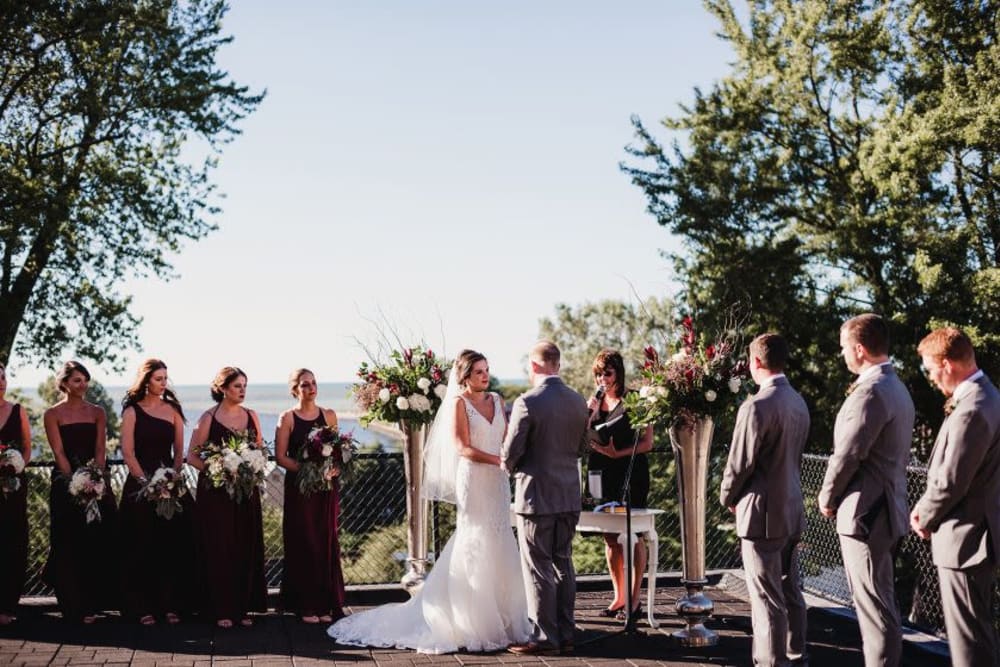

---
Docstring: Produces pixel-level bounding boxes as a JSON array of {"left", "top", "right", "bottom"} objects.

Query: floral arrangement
[
  {"left": 625, "top": 315, "right": 750, "bottom": 429},
  {"left": 199, "top": 431, "right": 268, "bottom": 503},
  {"left": 0, "top": 443, "right": 25, "bottom": 498},
  {"left": 353, "top": 346, "right": 451, "bottom": 426},
  {"left": 295, "top": 425, "right": 358, "bottom": 495},
  {"left": 139, "top": 467, "right": 189, "bottom": 520},
  {"left": 68, "top": 460, "right": 106, "bottom": 524}
]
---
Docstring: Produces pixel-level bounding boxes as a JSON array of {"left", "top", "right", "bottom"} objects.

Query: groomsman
[
  {"left": 721, "top": 333, "right": 810, "bottom": 666},
  {"left": 910, "top": 327, "right": 1000, "bottom": 667},
  {"left": 818, "top": 313, "right": 914, "bottom": 667}
]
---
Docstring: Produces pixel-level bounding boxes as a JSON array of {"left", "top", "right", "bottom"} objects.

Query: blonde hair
[{"left": 288, "top": 368, "right": 314, "bottom": 398}]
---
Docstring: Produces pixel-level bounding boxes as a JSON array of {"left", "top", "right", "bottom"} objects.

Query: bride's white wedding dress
[{"left": 327, "top": 393, "right": 530, "bottom": 654}]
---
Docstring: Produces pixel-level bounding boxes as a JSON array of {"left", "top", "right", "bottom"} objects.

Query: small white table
[{"left": 511, "top": 507, "right": 664, "bottom": 628}]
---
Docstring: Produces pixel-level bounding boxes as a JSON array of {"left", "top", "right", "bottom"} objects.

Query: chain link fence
[{"left": 17, "top": 450, "right": 981, "bottom": 640}]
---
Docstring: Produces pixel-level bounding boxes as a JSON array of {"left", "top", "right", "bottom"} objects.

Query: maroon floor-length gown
[
  {"left": 0, "top": 404, "right": 28, "bottom": 616},
  {"left": 280, "top": 412, "right": 346, "bottom": 618},
  {"left": 119, "top": 406, "right": 196, "bottom": 619},
  {"left": 195, "top": 409, "right": 267, "bottom": 621},
  {"left": 42, "top": 422, "right": 120, "bottom": 621}
]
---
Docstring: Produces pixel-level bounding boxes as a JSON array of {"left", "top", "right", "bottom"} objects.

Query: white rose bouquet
[
  {"left": 352, "top": 346, "right": 451, "bottom": 426},
  {"left": 199, "top": 431, "right": 267, "bottom": 503},
  {"left": 0, "top": 443, "right": 25, "bottom": 498},
  {"left": 68, "top": 459, "right": 106, "bottom": 524},
  {"left": 139, "top": 467, "right": 189, "bottom": 520},
  {"left": 295, "top": 425, "right": 358, "bottom": 495}
]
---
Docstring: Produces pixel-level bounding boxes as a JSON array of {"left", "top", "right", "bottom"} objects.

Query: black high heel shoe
[
  {"left": 615, "top": 603, "right": 642, "bottom": 621},
  {"left": 600, "top": 605, "right": 624, "bottom": 617}
]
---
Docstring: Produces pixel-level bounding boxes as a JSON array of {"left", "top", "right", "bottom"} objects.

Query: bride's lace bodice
[{"left": 328, "top": 392, "right": 529, "bottom": 654}]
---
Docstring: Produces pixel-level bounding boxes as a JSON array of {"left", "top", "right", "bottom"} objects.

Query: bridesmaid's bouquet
[
  {"left": 139, "top": 467, "right": 189, "bottom": 520},
  {"left": 199, "top": 431, "right": 268, "bottom": 503},
  {"left": 68, "top": 460, "right": 106, "bottom": 524},
  {"left": 295, "top": 425, "right": 357, "bottom": 495},
  {"left": 0, "top": 443, "right": 25, "bottom": 498}
]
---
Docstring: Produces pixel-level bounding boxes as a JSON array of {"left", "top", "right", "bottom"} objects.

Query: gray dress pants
[
  {"left": 516, "top": 512, "right": 579, "bottom": 648},
  {"left": 938, "top": 561, "right": 999, "bottom": 667},
  {"left": 741, "top": 534, "right": 807, "bottom": 666}
]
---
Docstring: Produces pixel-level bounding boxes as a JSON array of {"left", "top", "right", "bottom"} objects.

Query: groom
[{"left": 501, "top": 340, "right": 589, "bottom": 656}]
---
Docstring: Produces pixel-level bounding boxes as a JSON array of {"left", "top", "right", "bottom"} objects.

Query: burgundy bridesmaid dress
[
  {"left": 280, "top": 412, "right": 346, "bottom": 619},
  {"left": 0, "top": 404, "right": 28, "bottom": 616},
  {"left": 42, "top": 422, "right": 120, "bottom": 621},
  {"left": 194, "top": 409, "right": 267, "bottom": 621},
  {"left": 118, "top": 406, "right": 195, "bottom": 619}
]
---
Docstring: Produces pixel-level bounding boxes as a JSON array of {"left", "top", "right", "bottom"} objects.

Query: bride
[{"left": 327, "top": 349, "right": 530, "bottom": 653}]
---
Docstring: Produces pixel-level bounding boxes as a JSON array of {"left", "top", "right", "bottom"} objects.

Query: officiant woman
[{"left": 585, "top": 349, "right": 653, "bottom": 620}]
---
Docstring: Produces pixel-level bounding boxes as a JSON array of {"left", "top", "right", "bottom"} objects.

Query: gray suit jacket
[
  {"left": 819, "top": 364, "right": 915, "bottom": 539},
  {"left": 915, "top": 375, "right": 1000, "bottom": 569},
  {"left": 501, "top": 375, "right": 589, "bottom": 515},
  {"left": 720, "top": 376, "right": 810, "bottom": 539}
]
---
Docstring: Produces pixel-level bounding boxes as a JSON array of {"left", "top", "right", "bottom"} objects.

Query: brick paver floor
[{"left": 0, "top": 579, "right": 947, "bottom": 666}]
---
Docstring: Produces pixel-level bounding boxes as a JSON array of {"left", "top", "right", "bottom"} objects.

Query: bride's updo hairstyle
[
  {"left": 455, "top": 349, "right": 487, "bottom": 388},
  {"left": 288, "top": 368, "right": 314, "bottom": 398},
  {"left": 210, "top": 366, "right": 247, "bottom": 403}
]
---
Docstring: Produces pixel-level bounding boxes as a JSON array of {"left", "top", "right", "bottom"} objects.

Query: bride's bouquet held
[
  {"left": 353, "top": 346, "right": 451, "bottom": 426},
  {"left": 295, "top": 425, "right": 358, "bottom": 495},
  {"left": 199, "top": 431, "right": 268, "bottom": 503},
  {"left": 139, "top": 467, "right": 189, "bottom": 520},
  {"left": 68, "top": 459, "right": 106, "bottom": 524},
  {"left": 0, "top": 444, "right": 25, "bottom": 498}
]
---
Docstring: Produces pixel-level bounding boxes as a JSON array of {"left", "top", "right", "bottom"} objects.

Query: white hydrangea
[
  {"left": 150, "top": 467, "right": 170, "bottom": 484},
  {"left": 396, "top": 396, "right": 410, "bottom": 411},
  {"left": 639, "top": 385, "right": 651, "bottom": 398},
  {"left": 321, "top": 444, "right": 333, "bottom": 457},
  {"left": 433, "top": 384, "right": 448, "bottom": 399},
  {"left": 729, "top": 377, "right": 742, "bottom": 393},
  {"left": 378, "top": 387, "right": 391, "bottom": 403},
  {"left": 417, "top": 377, "right": 431, "bottom": 393},
  {"left": 705, "top": 390, "right": 718, "bottom": 402},
  {"left": 223, "top": 450, "right": 242, "bottom": 474},
  {"left": 1, "top": 449, "right": 25, "bottom": 474},
  {"left": 68, "top": 471, "right": 87, "bottom": 495},
  {"left": 241, "top": 448, "right": 267, "bottom": 474},
  {"left": 670, "top": 351, "right": 689, "bottom": 363},
  {"left": 409, "top": 393, "right": 431, "bottom": 413}
]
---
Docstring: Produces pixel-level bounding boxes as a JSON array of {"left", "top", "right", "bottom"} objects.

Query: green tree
[
  {"left": 0, "top": 0, "right": 263, "bottom": 368},
  {"left": 623, "top": 0, "right": 999, "bottom": 456},
  {"left": 538, "top": 297, "right": 675, "bottom": 396}
]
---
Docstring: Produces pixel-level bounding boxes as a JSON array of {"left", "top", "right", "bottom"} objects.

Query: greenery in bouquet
[
  {"left": 295, "top": 424, "right": 358, "bottom": 495},
  {"left": 353, "top": 346, "right": 451, "bottom": 426},
  {"left": 199, "top": 431, "right": 267, "bottom": 503},
  {"left": 0, "top": 443, "right": 25, "bottom": 498},
  {"left": 140, "top": 467, "right": 189, "bottom": 520},
  {"left": 68, "top": 459, "right": 106, "bottom": 523},
  {"left": 625, "top": 315, "right": 751, "bottom": 429}
]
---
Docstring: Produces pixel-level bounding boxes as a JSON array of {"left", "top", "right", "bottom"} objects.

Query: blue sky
[{"left": 14, "top": 1, "right": 736, "bottom": 388}]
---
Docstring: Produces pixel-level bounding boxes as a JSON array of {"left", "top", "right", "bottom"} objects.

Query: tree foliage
[
  {"left": 0, "top": 0, "right": 263, "bottom": 369},
  {"left": 623, "top": 0, "right": 999, "bottom": 456}
]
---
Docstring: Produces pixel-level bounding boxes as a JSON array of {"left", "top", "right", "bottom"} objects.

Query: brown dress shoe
[{"left": 507, "top": 641, "right": 560, "bottom": 656}]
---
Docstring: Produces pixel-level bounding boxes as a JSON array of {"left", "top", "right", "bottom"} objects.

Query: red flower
[
  {"left": 426, "top": 349, "right": 434, "bottom": 358},
  {"left": 644, "top": 345, "right": 658, "bottom": 362},
  {"left": 705, "top": 344, "right": 716, "bottom": 360}
]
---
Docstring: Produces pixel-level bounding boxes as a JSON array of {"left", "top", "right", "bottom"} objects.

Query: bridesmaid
[
  {"left": 118, "top": 359, "right": 194, "bottom": 625},
  {"left": 42, "top": 361, "right": 120, "bottom": 623},
  {"left": 275, "top": 368, "right": 346, "bottom": 623},
  {"left": 186, "top": 366, "right": 267, "bottom": 628},
  {"left": 0, "top": 363, "right": 31, "bottom": 626}
]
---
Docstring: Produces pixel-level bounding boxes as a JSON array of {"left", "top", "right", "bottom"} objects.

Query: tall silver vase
[
  {"left": 669, "top": 416, "right": 719, "bottom": 647},
  {"left": 399, "top": 419, "right": 428, "bottom": 594}
]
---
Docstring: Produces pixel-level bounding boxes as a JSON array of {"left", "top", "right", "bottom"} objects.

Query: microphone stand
[{"left": 580, "top": 425, "right": 646, "bottom": 646}]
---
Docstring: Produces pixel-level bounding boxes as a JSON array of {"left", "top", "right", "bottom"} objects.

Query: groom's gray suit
[{"left": 501, "top": 375, "right": 589, "bottom": 650}]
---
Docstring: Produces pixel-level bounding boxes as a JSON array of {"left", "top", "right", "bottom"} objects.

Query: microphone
[{"left": 592, "top": 386, "right": 605, "bottom": 405}]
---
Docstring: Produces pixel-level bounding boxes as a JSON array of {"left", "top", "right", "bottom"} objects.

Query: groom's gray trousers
[{"left": 516, "top": 511, "right": 579, "bottom": 647}]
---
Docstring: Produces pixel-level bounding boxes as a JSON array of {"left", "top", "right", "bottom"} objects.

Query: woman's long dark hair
[{"left": 122, "top": 358, "right": 185, "bottom": 421}]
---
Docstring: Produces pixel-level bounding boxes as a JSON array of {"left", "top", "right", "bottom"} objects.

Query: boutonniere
[
  {"left": 845, "top": 381, "right": 859, "bottom": 397},
  {"left": 944, "top": 397, "right": 958, "bottom": 416}
]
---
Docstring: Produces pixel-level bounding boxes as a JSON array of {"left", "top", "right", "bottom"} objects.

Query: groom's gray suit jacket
[{"left": 502, "top": 375, "right": 589, "bottom": 515}]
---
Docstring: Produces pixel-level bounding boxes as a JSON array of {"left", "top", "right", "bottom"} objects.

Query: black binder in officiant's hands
[{"left": 590, "top": 412, "right": 634, "bottom": 448}]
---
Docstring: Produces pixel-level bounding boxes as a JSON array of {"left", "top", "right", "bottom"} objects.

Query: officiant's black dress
[
  {"left": 118, "top": 405, "right": 195, "bottom": 619},
  {"left": 280, "top": 411, "right": 345, "bottom": 619},
  {"left": 586, "top": 398, "right": 649, "bottom": 507},
  {"left": 43, "top": 422, "right": 120, "bottom": 621},
  {"left": 194, "top": 409, "right": 267, "bottom": 622},
  {"left": 0, "top": 404, "right": 28, "bottom": 616}
]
